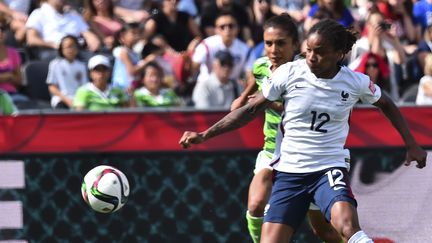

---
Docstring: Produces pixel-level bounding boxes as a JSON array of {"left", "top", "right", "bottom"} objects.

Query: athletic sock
[
  {"left": 246, "top": 210, "right": 263, "bottom": 243},
  {"left": 347, "top": 230, "right": 374, "bottom": 243}
]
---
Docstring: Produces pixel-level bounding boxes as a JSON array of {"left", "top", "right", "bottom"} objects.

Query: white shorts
[{"left": 254, "top": 150, "right": 274, "bottom": 174}]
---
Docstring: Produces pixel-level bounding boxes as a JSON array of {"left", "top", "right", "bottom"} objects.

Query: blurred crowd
[{"left": 1, "top": 0, "right": 432, "bottom": 115}]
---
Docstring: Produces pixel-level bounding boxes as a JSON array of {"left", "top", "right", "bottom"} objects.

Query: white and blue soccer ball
[{"left": 81, "top": 165, "right": 130, "bottom": 213}]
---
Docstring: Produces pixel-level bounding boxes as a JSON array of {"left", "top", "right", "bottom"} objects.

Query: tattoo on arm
[{"left": 203, "top": 97, "right": 270, "bottom": 140}]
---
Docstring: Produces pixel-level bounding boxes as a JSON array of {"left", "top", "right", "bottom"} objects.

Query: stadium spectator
[
  {"left": 355, "top": 52, "right": 391, "bottom": 95},
  {"left": 112, "top": 22, "right": 149, "bottom": 94},
  {"left": 349, "top": 10, "right": 406, "bottom": 101},
  {"left": 0, "top": 0, "right": 30, "bottom": 44},
  {"left": 409, "top": 23, "right": 432, "bottom": 84},
  {"left": 113, "top": 0, "right": 150, "bottom": 23},
  {"left": 0, "top": 14, "right": 26, "bottom": 103},
  {"left": 199, "top": 0, "right": 253, "bottom": 46},
  {"left": 82, "top": 0, "right": 123, "bottom": 52},
  {"left": 132, "top": 61, "right": 180, "bottom": 107},
  {"left": 303, "top": 0, "right": 357, "bottom": 33},
  {"left": 248, "top": 0, "right": 277, "bottom": 45},
  {"left": 416, "top": 53, "right": 432, "bottom": 105},
  {"left": 191, "top": 12, "right": 251, "bottom": 86},
  {"left": 375, "top": 0, "right": 418, "bottom": 50},
  {"left": 412, "top": 0, "right": 432, "bottom": 34},
  {"left": 270, "top": 0, "right": 310, "bottom": 23},
  {"left": 143, "top": 0, "right": 202, "bottom": 54},
  {"left": 25, "top": 0, "right": 101, "bottom": 61},
  {"left": 46, "top": 35, "right": 89, "bottom": 109},
  {"left": 192, "top": 50, "right": 239, "bottom": 109},
  {"left": 0, "top": 89, "right": 17, "bottom": 115},
  {"left": 73, "top": 54, "right": 128, "bottom": 111}
]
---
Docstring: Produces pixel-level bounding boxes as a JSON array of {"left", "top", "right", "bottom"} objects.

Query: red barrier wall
[{"left": 1, "top": 107, "right": 432, "bottom": 153}]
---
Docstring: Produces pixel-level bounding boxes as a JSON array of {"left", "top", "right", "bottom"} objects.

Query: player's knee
[{"left": 248, "top": 198, "right": 267, "bottom": 216}]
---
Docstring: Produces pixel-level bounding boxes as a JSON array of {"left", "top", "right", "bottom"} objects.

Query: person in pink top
[
  {"left": 83, "top": 0, "right": 123, "bottom": 51},
  {"left": 0, "top": 14, "right": 25, "bottom": 102}
]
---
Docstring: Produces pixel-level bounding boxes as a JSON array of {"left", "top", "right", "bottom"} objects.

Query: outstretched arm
[
  {"left": 373, "top": 93, "right": 427, "bottom": 168},
  {"left": 179, "top": 92, "right": 272, "bottom": 148}
]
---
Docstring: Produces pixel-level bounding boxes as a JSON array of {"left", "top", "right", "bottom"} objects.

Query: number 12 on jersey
[{"left": 310, "top": 111, "right": 330, "bottom": 133}]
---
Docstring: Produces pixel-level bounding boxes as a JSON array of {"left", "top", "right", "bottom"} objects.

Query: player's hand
[
  {"left": 231, "top": 96, "right": 247, "bottom": 111},
  {"left": 404, "top": 145, "right": 427, "bottom": 168},
  {"left": 179, "top": 131, "right": 205, "bottom": 149}
]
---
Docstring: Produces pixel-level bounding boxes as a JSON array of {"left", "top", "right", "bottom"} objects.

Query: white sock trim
[{"left": 347, "top": 230, "right": 374, "bottom": 243}]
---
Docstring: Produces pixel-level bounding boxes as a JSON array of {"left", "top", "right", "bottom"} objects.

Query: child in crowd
[
  {"left": 46, "top": 35, "right": 89, "bottom": 109},
  {"left": 112, "top": 22, "right": 150, "bottom": 94},
  {"left": 133, "top": 61, "right": 180, "bottom": 107},
  {"left": 74, "top": 54, "right": 128, "bottom": 111}
]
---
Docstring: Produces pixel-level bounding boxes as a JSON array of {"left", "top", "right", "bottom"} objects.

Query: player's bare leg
[
  {"left": 308, "top": 209, "right": 342, "bottom": 243},
  {"left": 261, "top": 222, "right": 294, "bottom": 243},
  {"left": 246, "top": 168, "right": 273, "bottom": 243},
  {"left": 330, "top": 201, "right": 373, "bottom": 242}
]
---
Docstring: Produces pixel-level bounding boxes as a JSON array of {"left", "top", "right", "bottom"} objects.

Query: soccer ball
[{"left": 81, "top": 165, "right": 130, "bottom": 213}]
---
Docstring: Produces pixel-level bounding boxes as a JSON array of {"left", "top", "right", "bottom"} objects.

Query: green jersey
[
  {"left": 73, "top": 83, "right": 128, "bottom": 111},
  {"left": 253, "top": 57, "right": 281, "bottom": 153},
  {"left": 0, "top": 91, "right": 17, "bottom": 115},
  {"left": 134, "top": 87, "right": 179, "bottom": 107}
]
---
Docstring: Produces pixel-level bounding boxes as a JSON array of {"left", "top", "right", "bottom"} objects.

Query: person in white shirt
[
  {"left": 191, "top": 11, "right": 252, "bottom": 86},
  {"left": 25, "top": 0, "right": 101, "bottom": 60},
  {"left": 416, "top": 53, "right": 432, "bottom": 105},
  {"left": 192, "top": 50, "right": 239, "bottom": 109},
  {"left": 179, "top": 19, "right": 427, "bottom": 243},
  {"left": 47, "top": 35, "right": 89, "bottom": 109}
]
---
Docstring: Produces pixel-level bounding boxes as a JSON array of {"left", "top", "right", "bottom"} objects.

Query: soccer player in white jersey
[
  {"left": 179, "top": 19, "right": 427, "bottom": 242},
  {"left": 232, "top": 14, "right": 341, "bottom": 243}
]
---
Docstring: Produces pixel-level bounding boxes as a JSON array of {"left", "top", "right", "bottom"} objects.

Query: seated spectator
[
  {"left": 354, "top": 52, "right": 392, "bottom": 95},
  {"left": 191, "top": 11, "right": 251, "bottom": 85},
  {"left": 133, "top": 61, "right": 180, "bottom": 107},
  {"left": 143, "top": 0, "right": 202, "bottom": 54},
  {"left": 192, "top": 50, "right": 239, "bottom": 109},
  {"left": 409, "top": 24, "right": 432, "bottom": 84},
  {"left": 82, "top": 0, "right": 123, "bottom": 52},
  {"left": 113, "top": 0, "right": 150, "bottom": 23},
  {"left": 271, "top": 0, "right": 310, "bottom": 23},
  {"left": 112, "top": 22, "right": 150, "bottom": 93},
  {"left": 73, "top": 54, "right": 128, "bottom": 111},
  {"left": 416, "top": 53, "right": 432, "bottom": 105},
  {"left": 0, "top": 0, "right": 30, "bottom": 44},
  {"left": 0, "top": 14, "right": 26, "bottom": 102},
  {"left": 248, "top": 0, "right": 277, "bottom": 45},
  {"left": 412, "top": 0, "right": 432, "bottom": 35},
  {"left": 0, "top": 89, "right": 17, "bottom": 115},
  {"left": 25, "top": 0, "right": 101, "bottom": 61},
  {"left": 303, "top": 0, "right": 357, "bottom": 33},
  {"left": 46, "top": 35, "right": 89, "bottom": 109},
  {"left": 199, "top": 0, "right": 253, "bottom": 46}
]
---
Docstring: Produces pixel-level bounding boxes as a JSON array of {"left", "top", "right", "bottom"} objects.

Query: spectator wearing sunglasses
[
  {"left": 199, "top": 0, "right": 253, "bottom": 46},
  {"left": 191, "top": 11, "right": 252, "bottom": 90},
  {"left": 355, "top": 52, "right": 391, "bottom": 96}
]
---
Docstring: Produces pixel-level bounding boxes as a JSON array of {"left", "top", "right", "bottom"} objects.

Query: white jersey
[{"left": 262, "top": 59, "right": 381, "bottom": 173}]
